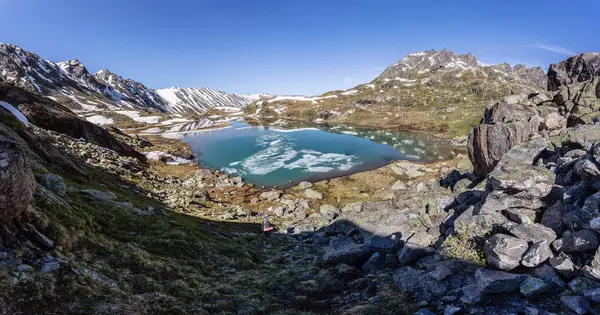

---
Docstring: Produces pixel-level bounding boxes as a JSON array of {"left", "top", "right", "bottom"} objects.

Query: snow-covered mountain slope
[
  {"left": 0, "top": 43, "right": 262, "bottom": 114},
  {"left": 94, "top": 69, "right": 168, "bottom": 111},
  {"left": 156, "top": 87, "right": 266, "bottom": 114}
]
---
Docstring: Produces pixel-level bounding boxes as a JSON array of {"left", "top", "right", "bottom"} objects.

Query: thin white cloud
[
  {"left": 343, "top": 77, "right": 353, "bottom": 82},
  {"left": 536, "top": 44, "right": 576, "bottom": 56}
]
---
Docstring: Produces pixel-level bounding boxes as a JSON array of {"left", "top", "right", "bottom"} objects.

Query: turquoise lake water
[{"left": 182, "top": 121, "right": 455, "bottom": 187}]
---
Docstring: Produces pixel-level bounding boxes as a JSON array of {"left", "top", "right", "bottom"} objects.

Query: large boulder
[
  {"left": 480, "top": 138, "right": 554, "bottom": 213},
  {"left": 483, "top": 234, "right": 528, "bottom": 270},
  {"left": 0, "top": 127, "right": 36, "bottom": 224},
  {"left": 0, "top": 84, "right": 144, "bottom": 160},
  {"left": 468, "top": 102, "right": 541, "bottom": 177}
]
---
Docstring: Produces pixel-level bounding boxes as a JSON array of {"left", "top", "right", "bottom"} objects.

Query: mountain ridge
[{"left": 0, "top": 43, "right": 256, "bottom": 114}]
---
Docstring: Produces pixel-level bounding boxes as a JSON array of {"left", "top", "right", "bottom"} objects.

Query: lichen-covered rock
[{"left": 519, "top": 276, "right": 551, "bottom": 297}]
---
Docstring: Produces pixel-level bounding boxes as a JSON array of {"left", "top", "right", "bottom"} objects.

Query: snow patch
[
  {"left": 85, "top": 115, "right": 114, "bottom": 125},
  {"left": 0, "top": 101, "right": 30, "bottom": 125},
  {"left": 116, "top": 110, "right": 162, "bottom": 124}
]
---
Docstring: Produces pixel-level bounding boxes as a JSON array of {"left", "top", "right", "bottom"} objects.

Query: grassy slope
[{"left": 246, "top": 70, "right": 542, "bottom": 138}]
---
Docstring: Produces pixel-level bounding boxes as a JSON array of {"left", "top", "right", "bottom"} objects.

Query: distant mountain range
[
  {"left": 0, "top": 43, "right": 261, "bottom": 114},
  {"left": 0, "top": 43, "right": 554, "bottom": 135},
  {"left": 246, "top": 49, "right": 549, "bottom": 136}
]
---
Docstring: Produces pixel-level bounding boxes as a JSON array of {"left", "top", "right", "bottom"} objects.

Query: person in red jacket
[{"left": 262, "top": 214, "right": 274, "bottom": 237}]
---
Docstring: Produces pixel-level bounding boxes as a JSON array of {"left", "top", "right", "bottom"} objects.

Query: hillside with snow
[{"left": 0, "top": 43, "right": 260, "bottom": 114}]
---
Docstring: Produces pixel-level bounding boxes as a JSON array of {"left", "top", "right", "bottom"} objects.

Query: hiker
[{"left": 262, "top": 214, "right": 274, "bottom": 237}]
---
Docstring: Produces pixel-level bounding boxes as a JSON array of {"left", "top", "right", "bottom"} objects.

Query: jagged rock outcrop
[
  {"left": 548, "top": 52, "right": 600, "bottom": 91},
  {"left": 468, "top": 53, "right": 600, "bottom": 178}
]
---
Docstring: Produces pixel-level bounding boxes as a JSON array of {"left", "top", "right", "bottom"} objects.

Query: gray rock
[
  {"left": 560, "top": 296, "right": 593, "bottom": 314},
  {"left": 385, "top": 254, "right": 398, "bottom": 265},
  {"left": 365, "top": 234, "right": 402, "bottom": 253},
  {"left": 304, "top": 188, "right": 323, "bottom": 200},
  {"left": 575, "top": 156, "right": 600, "bottom": 181},
  {"left": 41, "top": 261, "right": 60, "bottom": 273},
  {"left": 584, "top": 246, "right": 600, "bottom": 281},
  {"left": 454, "top": 205, "right": 508, "bottom": 238},
  {"left": 38, "top": 174, "right": 67, "bottom": 196},
  {"left": 0, "top": 252, "right": 7, "bottom": 259},
  {"left": 0, "top": 134, "right": 36, "bottom": 223},
  {"left": 415, "top": 309, "right": 436, "bottom": 315},
  {"left": 520, "top": 276, "right": 551, "bottom": 297},
  {"left": 521, "top": 241, "right": 553, "bottom": 267},
  {"left": 483, "top": 234, "right": 529, "bottom": 270},
  {"left": 428, "top": 265, "right": 454, "bottom": 281},
  {"left": 320, "top": 204, "right": 340, "bottom": 221},
  {"left": 25, "top": 226, "right": 54, "bottom": 249},
  {"left": 292, "top": 224, "right": 315, "bottom": 234},
  {"left": 16, "top": 264, "right": 33, "bottom": 272},
  {"left": 297, "top": 181, "right": 313, "bottom": 189},
  {"left": 570, "top": 277, "right": 600, "bottom": 296},
  {"left": 534, "top": 264, "right": 566, "bottom": 287},
  {"left": 591, "top": 217, "right": 600, "bottom": 232},
  {"left": 582, "top": 191, "right": 600, "bottom": 221},
  {"left": 548, "top": 53, "right": 600, "bottom": 90},
  {"left": 394, "top": 266, "right": 450, "bottom": 301},
  {"left": 508, "top": 223, "right": 557, "bottom": 243},
  {"left": 321, "top": 236, "right": 371, "bottom": 267},
  {"left": 549, "top": 253, "right": 576, "bottom": 277},
  {"left": 259, "top": 191, "right": 281, "bottom": 201},
  {"left": 460, "top": 284, "right": 484, "bottom": 304},
  {"left": 341, "top": 201, "right": 364, "bottom": 213},
  {"left": 552, "top": 229, "right": 599, "bottom": 253},
  {"left": 542, "top": 200, "right": 565, "bottom": 234},
  {"left": 362, "top": 252, "right": 385, "bottom": 273},
  {"left": 584, "top": 288, "right": 600, "bottom": 304},
  {"left": 504, "top": 208, "right": 537, "bottom": 224},
  {"left": 80, "top": 189, "right": 117, "bottom": 201},
  {"left": 391, "top": 180, "right": 406, "bottom": 190},
  {"left": 397, "top": 232, "right": 435, "bottom": 266},
  {"left": 444, "top": 305, "right": 462, "bottom": 315},
  {"left": 468, "top": 106, "right": 542, "bottom": 177},
  {"left": 475, "top": 268, "right": 527, "bottom": 293}
]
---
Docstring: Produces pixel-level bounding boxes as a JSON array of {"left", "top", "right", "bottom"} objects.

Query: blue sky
[{"left": 0, "top": 0, "right": 598, "bottom": 95}]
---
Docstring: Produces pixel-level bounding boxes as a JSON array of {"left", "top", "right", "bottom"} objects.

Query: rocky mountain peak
[
  {"left": 548, "top": 52, "right": 600, "bottom": 91},
  {"left": 379, "top": 49, "right": 484, "bottom": 79},
  {"left": 57, "top": 58, "right": 99, "bottom": 89}
]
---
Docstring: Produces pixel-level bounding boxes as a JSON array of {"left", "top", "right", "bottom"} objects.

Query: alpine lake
[{"left": 173, "top": 119, "right": 457, "bottom": 188}]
